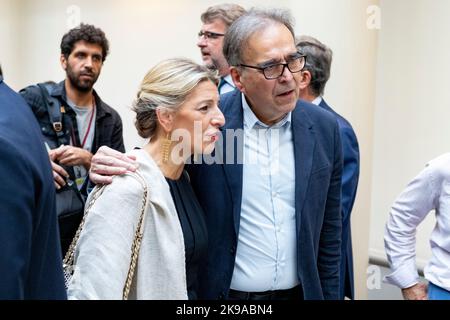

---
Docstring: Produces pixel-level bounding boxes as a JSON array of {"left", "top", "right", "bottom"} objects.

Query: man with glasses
[
  {"left": 197, "top": 3, "right": 245, "bottom": 94},
  {"left": 297, "top": 36, "right": 360, "bottom": 300},
  {"left": 192, "top": 8, "right": 343, "bottom": 301},
  {"left": 88, "top": 8, "right": 343, "bottom": 300}
]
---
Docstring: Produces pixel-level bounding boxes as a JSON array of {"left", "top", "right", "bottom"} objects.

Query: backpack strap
[{"left": 37, "top": 83, "right": 67, "bottom": 147}]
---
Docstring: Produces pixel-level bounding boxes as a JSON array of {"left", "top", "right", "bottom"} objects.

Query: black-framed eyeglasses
[
  {"left": 239, "top": 53, "right": 307, "bottom": 80},
  {"left": 198, "top": 31, "right": 225, "bottom": 40}
]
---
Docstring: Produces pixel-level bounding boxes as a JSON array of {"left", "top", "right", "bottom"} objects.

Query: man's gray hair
[
  {"left": 223, "top": 8, "right": 296, "bottom": 67},
  {"left": 201, "top": 3, "right": 246, "bottom": 27},
  {"left": 296, "top": 35, "right": 333, "bottom": 97}
]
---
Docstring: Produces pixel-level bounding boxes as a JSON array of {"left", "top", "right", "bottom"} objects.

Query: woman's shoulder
[{"left": 86, "top": 172, "right": 147, "bottom": 217}]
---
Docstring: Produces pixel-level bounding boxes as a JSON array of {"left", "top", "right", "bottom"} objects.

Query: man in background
[
  {"left": 197, "top": 3, "right": 245, "bottom": 94},
  {"left": 20, "top": 24, "right": 125, "bottom": 254},
  {"left": 297, "top": 35, "right": 360, "bottom": 299}
]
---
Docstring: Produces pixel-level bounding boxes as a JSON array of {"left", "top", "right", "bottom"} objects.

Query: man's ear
[
  {"left": 60, "top": 54, "right": 67, "bottom": 71},
  {"left": 156, "top": 108, "right": 175, "bottom": 133},
  {"left": 299, "top": 70, "right": 312, "bottom": 91},
  {"left": 230, "top": 67, "right": 245, "bottom": 93}
]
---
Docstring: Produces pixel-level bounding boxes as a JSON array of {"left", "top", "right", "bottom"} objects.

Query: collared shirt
[
  {"left": 311, "top": 96, "right": 322, "bottom": 106},
  {"left": 219, "top": 75, "right": 235, "bottom": 95},
  {"left": 229, "top": 93, "right": 298, "bottom": 292},
  {"left": 384, "top": 153, "right": 450, "bottom": 291}
]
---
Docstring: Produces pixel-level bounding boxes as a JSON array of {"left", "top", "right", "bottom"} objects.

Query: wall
[
  {"left": 370, "top": 0, "right": 450, "bottom": 271},
  {"left": 0, "top": 0, "right": 22, "bottom": 85},
  {"left": 290, "top": 0, "right": 379, "bottom": 299}
]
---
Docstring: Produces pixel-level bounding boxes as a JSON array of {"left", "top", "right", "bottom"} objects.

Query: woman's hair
[{"left": 133, "top": 58, "right": 218, "bottom": 139}]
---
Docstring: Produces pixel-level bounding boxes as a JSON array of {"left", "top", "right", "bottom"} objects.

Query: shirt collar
[
  {"left": 241, "top": 93, "right": 291, "bottom": 129},
  {"left": 311, "top": 96, "right": 323, "bottom": 106},
  {"left": 223, "top": 74, "right": 235, "bottom": 87}
]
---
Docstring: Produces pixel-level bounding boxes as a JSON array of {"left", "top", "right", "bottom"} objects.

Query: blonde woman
[{"left": 67, "top": 58, "right": 225, "bottom": 300}]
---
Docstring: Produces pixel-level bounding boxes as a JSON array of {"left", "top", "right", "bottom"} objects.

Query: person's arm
[
  {"left": 89, "top": 146, "right": 138, "bottom": 185},
  {"left": 318, "top": 122, "right": 343, "bottom": 300},
  {"left": 340, "top": 126, "right": 360, "bottom": 227},
  {"left": 67, "top": 173, "right": 145, "bottom": 299},
  {"left": 384, "top": 163, "right": 439, "bottom": 299},
  {"left": 0, "top": 141, "right": 33, "bottom": 299}
]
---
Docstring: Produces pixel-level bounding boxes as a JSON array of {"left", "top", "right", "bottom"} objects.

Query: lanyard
[{"left": 81, "top": 96, "right": 96, "bottom": 149}]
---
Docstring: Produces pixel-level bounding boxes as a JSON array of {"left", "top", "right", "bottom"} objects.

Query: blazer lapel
[
  {"left": 219, "top": 91, "right": 244, "bottom": 236},
  {"left": 292, "top": 103, "right": 315, "bottom": 231}
]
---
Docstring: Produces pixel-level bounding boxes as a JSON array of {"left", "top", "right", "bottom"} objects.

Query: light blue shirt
[{"left": 229, "top": 94, "right": 298, "bottom": 292}]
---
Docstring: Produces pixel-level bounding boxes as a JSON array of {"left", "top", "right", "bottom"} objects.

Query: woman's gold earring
[{"left": 162, "top": 132, "right": 172, "bottom": 163}]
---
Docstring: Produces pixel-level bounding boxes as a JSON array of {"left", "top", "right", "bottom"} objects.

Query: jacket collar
[
  {"left": 219, "top": 90, "right": 244, "bottom": 236},
  {"left": 291, "top": 101, "right": 315, "bottom": 233},
  {"left": 50, "top": 80, "right": 110, "bottom": 119}
]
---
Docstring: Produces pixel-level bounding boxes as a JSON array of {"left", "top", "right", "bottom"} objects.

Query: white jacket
[{"left": 67, "top": 149, "right": 187, "bottom": 299}]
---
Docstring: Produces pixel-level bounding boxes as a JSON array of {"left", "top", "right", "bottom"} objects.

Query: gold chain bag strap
[{"left": 63, "top": 171, "right": 149, "bottom": 300}]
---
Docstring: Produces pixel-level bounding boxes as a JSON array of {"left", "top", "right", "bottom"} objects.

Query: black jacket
[{"left": 20, "top": 80, "right": 125, "bottom": 154}]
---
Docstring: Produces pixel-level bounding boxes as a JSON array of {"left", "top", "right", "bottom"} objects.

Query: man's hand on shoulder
[{"left": 89, "top": 146, "right": 138, "bottom": 185}]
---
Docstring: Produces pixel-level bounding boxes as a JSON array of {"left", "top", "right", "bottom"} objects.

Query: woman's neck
[{"left": 143, "top": 139, "right": 185, "bottom": 180}]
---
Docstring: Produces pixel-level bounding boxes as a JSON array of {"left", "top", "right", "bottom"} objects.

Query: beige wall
[
  {"left": 0, "top": 0, "right": 22, "bottom": 85},
  {"left": 1, "top": 0, "right": 378, "bottom": 299},
  {"left": 370, "top": 0, "right": 450, "bottom": 271}
]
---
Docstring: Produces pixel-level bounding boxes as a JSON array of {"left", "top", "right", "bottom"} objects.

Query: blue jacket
[
  {"left": 188, "top": 90, "right": 343, "bottom": 300},
  {"left": 319, "top": 99, "right": 360, "bottom": 300},
  {"left": 0, "top": 76, "right": 66, "bottom": 299}
]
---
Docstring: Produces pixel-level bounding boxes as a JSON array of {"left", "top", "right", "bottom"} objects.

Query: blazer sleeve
[
  {"left": 318, "top": 121, "right": 343, "bottom": 300},
  {"left": 0, "top": 141, "right": 34, "bottom": 299},
  {"left": 67, "top": 173, "right": 145, "bottom": 299},
  {"left": 340, "top": 125, "right": 360, "bottom": 227}
]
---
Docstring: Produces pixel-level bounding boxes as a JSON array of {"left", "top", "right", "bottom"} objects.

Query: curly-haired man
[{"left": 20, "top": 24, "right": 125, "bottom": 254}]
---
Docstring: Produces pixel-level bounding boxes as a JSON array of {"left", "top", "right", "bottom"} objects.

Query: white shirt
[
  {"left": 229, "top": 94, "right": 298, "bottom": 292},
  {"left": 219, "top": 74, "right": 235, "bottom": 95},
  {"left": 311, "top": 96, "right": 322, "bottom": 106},
  {"left": 384, "top": 153, "right": 450, "bottom": 291}
]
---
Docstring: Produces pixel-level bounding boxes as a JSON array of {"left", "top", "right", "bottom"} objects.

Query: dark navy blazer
[
  {"left": 318, "top": 99, "right": 360, "bottom": 300},
  {"left": 0, "top": 76, "right": 66, "bottom": 299},
  {"left": 188, "top": 90, "right": 343, "bottom": 300}
]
